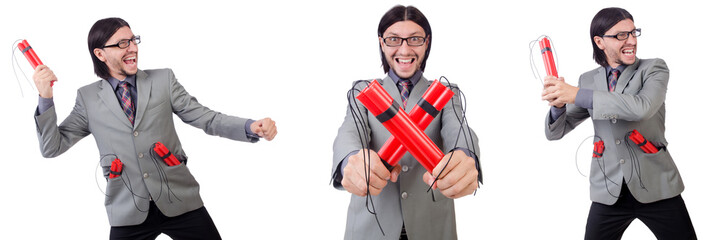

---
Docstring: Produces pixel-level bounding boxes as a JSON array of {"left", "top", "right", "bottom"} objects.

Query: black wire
[
  {"left": 624, "top": 132, "right": 648, "bottom": 191},
  {"left": 590, "top": 136, "right": 621, "bottom": 198},
  {"left": 346, "top": 80, "right": 386, "bottom": 236},
  {"left": 148, "top": 144, "right": 183, "bottom": 203},
  {"left": 120, "top": 168, "right": 150, "bottom": 212},
  {"left": 96, "top": 154, "right": 150, "bottom": 212},
  {"left": 425, "top": 76, "right": 480, "bottom": 200}
]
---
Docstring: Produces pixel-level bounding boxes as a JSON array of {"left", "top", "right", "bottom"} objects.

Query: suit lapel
[
  {"left": 380, "top": 76, "right": 402, "bottom": 108},
  {"left": 615, "top": 58, "right": 640, "bottom": 93},
  {"left": 134, "top": 70, "right": 151, "bottom": 130},
  {"left": 406, "top": 75, "right": 428, "bottom": 113},
  {"left": 593, "top": 67, "right": 608, "bottom": 92},
  {"left": 97, "top": 79, "right": 133, "bottom": 129}
]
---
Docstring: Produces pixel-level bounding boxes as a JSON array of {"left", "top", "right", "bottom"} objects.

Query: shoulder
[
  {"left": 577, "top": 66, "right": 603, "bottom": 85},
  {"left": 138, "top": 68, "right": 174, "bottom": 80},
  {"left": 78, "top": 79, "right": 105, "bottom": 95},
  {"left": 636, "top": 58, "right": 668, "bottom": 71},
  {"left": 351, "top": 79, "right": 374, "bottom": 88},
  {"left": 432, "top": 78, "right": 458, "bottom": 89},
  {"left": 581, "top": 66, "right": 602, "bottom": 78},
  {"left": 350, "top": 77, "right": 385, "bottom": 91}
]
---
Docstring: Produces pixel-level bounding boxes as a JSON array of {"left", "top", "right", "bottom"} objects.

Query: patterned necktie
[
  {"left": 398, "top": 80, "right": 411, "bottom": 108},
  {"left": 119, "top": 81, "right": 135, "bottom": 124},
  {"left": 609, "top": 69, "right": 620, "bottom": 92}
]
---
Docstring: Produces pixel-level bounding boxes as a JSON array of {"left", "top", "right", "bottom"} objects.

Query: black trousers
[
  {"left": 110, "top": 202, "right": 221, "bottom": 240},
  {"left": 585, "top": 183, "right": 697, "bottom": 240}
]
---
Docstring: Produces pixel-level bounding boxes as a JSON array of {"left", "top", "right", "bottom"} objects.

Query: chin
[
  {"left": 393, "top": 69, "right": 416, "bottom": 78},
  {"left": 124, "top": 69, "right": 138, "bottom": 75}
]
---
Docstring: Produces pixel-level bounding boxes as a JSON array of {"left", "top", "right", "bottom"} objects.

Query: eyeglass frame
[
  {"left": 101, "top": 35, "right": 141, "bottom": 49},
  {"left": 381, "top": 35, "right": 428, "bottom": 47},
  {"left": 601, "top": 28, "right": 641, "bottom": 41}
]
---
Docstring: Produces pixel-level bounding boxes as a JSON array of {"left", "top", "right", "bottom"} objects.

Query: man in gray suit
[
  {"left": 331, "top": 5, "right": 481, "bottom": 240},
  {"left": 542, "top": 7, "right": 696, "bottom": 239},
  {"left": 32, "top": 17, "right": 276, "bottom": 239}
]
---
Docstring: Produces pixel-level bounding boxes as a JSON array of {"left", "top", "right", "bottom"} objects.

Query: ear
[
  {"left": 593, "top": 36, "right": 605, "bottom": 50},
  {"left": 93, "top": 48, "right": 106, "bottom": 62},
  {"left": 379, "top": 36, "right": 385, "bottom": 49}
]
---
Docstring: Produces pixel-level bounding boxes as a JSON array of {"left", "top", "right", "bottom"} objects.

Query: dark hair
[
  {"left": 88, "top": 17, "right": 130, "bottom": 79},
  {"left": 590, "top": 7, "right": 633, "bottom": 67},
  {"left": 377, "top": 5, "right": 432, "bottom": 74}
]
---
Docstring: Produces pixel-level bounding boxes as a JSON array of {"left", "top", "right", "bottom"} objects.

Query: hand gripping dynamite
[
  {"left": 377, "top": 80, "right": 454, "bottom": 169},
  {"left": 356, "top": 80, "right": 444, "bottom": 173},
  {"left": 539, "top": 37, "right": 558, "bottom": 78}
]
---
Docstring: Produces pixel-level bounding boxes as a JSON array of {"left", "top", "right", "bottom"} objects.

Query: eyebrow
[
  {"left": 383, "top": 32, "right": 426, "bottom": 37},
  {"left": 608, "top": 28, "right": 637, "bottom": 34},
  {"left": 113, "top": 35, "right": 135, "bottom": 42}
]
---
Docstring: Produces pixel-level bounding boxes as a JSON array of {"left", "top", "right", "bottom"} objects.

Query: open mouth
[
  {"left": 395, "top": 58, "right": 414, "bottom": 64},
  {"left": 123, "top": 56, "right": 137, "bottom": 65},
  {"left": 622, "top": 48, "right": 635, "bottom": 56}
]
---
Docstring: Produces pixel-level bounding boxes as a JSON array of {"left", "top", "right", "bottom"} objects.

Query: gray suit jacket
[
  {"left": 545, "top": 58, "right": 684, "bottom": 205},
  {"left": 35, "top": 69, "right": 256, "bottom": 226},
  {"left": 332, "top": 75, "right": 480, "bottom": 240}
]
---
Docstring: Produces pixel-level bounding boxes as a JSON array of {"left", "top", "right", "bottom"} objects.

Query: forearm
[{"left": 35, "top": 104, "right": 90, "bottom": 158}]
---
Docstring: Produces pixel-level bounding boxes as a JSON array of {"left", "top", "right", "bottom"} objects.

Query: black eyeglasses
[
  {"left": 382, "top": 36, "right": 427, "bottom": 47},
  {"left": 602, "top": 29, "right": 641, "bottom": 41},
  {"left": 102, "top": 35, "right": 141, "bottom": 49}
]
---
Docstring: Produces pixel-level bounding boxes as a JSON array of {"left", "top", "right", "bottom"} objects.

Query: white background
[{"left": 1, "top": 0, "right": 725, "bottom": 239}]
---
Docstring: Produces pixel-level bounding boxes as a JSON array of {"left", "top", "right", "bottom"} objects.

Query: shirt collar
[
  {"left": 388, "top": 70, "right": 423, "bottom": 86},
  {"left": 605, "top": 65, "right": 626, "bottom": 74},
  {"left": 108, "top": 75, "right": 137, "bottom": 90}
]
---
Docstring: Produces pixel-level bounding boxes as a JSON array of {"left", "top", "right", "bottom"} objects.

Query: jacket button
[
  {"left": 143, "top": 172, "right": 149, "bottom": 178},
  {"left": 402, "top": 165, "right": 409, "bottom": 172},
  {"left": 611, "top": 119, "right": 617, "bottom": 124},
  {"left": 615, "top": 140, "right": 621, "bottom": 145},
  {"left": 401, "top": 192, "right": 408, "bottom": 199},
  {"left": 138, "top": 153, "right": 144, "bottom": 159},
  {"left": 619, "top": 159, "right": 625, "bottom": 164},
  {"left": 133, "top": 131, "right": 139, "bottom": 137}
]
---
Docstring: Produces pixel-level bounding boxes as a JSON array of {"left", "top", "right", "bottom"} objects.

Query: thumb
[
  {"left": 422, "top": 172, "right": 437, "bottom": 190},
  {"left": 252, "top": 121, "right": 264, "bottom": 136},
  {"left": 390, "top": 164, "right": 402, "bottom": 182}
]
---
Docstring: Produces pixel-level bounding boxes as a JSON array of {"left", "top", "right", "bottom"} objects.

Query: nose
[
  {"left": 397, "top": 40, "right": 413, "bottom": 54},
  {"left": 127, "top": 40, "right": 138, "bottom": 52}
]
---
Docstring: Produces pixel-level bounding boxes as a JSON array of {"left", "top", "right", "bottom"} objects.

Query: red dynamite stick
[
  {"left": 377, "top": 80, "right": 447, "bottom": 165},
  {"left": 377, "top": 80, "right": 454, "bottom": 167},
  {"left": 593, "top": 140, "right": 605, "bottom": 158},
  {"left": 539, "top": 37, "right": 558, "bottom": 78},
  {"left": 109, "top": 158, "right": 123, "bottom": 179},
  {"left": 17, "top": 40, "right": 43, "bottom": 69},
  {"left": 109, "top": 161, "right": 117, "bottom": 178},
  {"left": 356, "top": 81, "right": 444, "bottom": 173},
  {"left": 17, "top": 40, "right": 55, "bottom": 87},
  {"left": 154, "top": 142, "right": 180, "bottom": 166},
  {"left": 628, "top": 130, "right": 658, "bottom": 153}
]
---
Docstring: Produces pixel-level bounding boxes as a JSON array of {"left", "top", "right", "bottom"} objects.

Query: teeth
[
  {"left": 398, "top": 59, "right": 412, "bottom": 63},
  {"left": 124, "top": 56, "right": 136, "bottom": 60}
]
